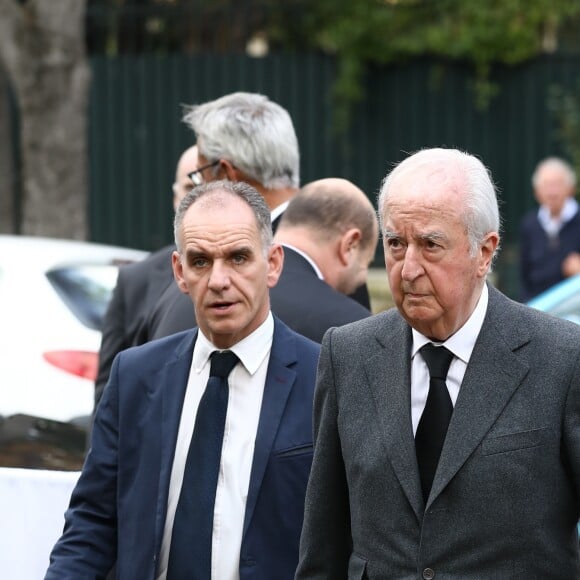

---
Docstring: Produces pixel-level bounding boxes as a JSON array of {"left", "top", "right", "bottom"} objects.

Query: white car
[{"left": 0, "top": 236, "right": 148, "bottom": 443}]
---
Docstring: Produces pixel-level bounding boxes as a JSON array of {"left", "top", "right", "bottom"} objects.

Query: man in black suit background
[
  {"left": 93, "top": 145, "right": 199, "bottom": 410},
  {"left": 271, "top": 178, "right": 377, "bottom": 342}
]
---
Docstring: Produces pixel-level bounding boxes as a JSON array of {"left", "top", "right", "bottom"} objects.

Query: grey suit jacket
[{"left": 296, "top": 284, "right": 580, "bottom": 579}]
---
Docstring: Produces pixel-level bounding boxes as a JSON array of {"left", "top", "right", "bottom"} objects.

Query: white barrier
[{"left": 0, "top": 467, "right": 80, "bottom": 580}]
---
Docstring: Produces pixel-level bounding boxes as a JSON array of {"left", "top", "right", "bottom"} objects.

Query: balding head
[
  {"left": 277, "top": 178, "right": 378, "bottom": 251},
  {"left": 276, "top": 178, "right": 379, "bottom": 295}
]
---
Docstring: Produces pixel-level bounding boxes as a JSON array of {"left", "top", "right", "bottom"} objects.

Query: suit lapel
[
  {"left": 153, "top": 330, "right": 197, "bottom": 556},
  {"left": 364, "top": 313, "right": 424, "bottom": 521},
  {"left": 242, "top": 319, "right": 296, "bottom": 537},
  {"left": 429, "top": 287, "right": 531, "bottom": 506}
]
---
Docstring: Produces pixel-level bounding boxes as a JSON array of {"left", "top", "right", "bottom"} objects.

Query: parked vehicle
[
  {"left": 527, "top": 274, "right": 580, "bottom": 325},
  {"left": 0, "top": 235, "right": 148, "bottom": 468}
]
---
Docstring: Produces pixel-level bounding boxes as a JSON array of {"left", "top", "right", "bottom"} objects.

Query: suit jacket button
[{"left": 423, "top": 568, "right": 435, "bottom": 579}]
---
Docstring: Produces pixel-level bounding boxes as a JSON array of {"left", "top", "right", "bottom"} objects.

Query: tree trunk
[
  {"left": 0, "top": 64, "right": 16, "bottom": 233},
  {"left": 0, "top": 0, "right": 90, "bottom": 240}
]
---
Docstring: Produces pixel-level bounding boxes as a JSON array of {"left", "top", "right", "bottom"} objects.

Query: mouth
[
  {"left": 208, "top": 300, "right": 236, "bottom": 313},
  {"left": 404, "top": 291, "right": 428, "bottom": 300}
]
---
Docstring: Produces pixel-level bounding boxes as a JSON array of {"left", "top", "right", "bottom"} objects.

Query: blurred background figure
[
  {"left": 271, "top": 178, "right": 378, "bottom": 342},
  {"left": 519, "top": 156, "right": 580, "bottom": 301},
  {"left": 93, "top": 145, "right": 199, "bottom": 412}
]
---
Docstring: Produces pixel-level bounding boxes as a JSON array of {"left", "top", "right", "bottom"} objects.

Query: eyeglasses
[{"left": 188, "top": 160, "right": 220, "bottom": 186}]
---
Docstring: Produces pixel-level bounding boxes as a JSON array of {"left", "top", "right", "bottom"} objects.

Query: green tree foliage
[
  {"left": 549, "top": 81, "right": 580, "bottom": 183},
  {"left": 87, "top": 0, "right": 580, "bottom": 132},
  {"left": 266, "top": 0, "right": 580, "bottom": 128}
]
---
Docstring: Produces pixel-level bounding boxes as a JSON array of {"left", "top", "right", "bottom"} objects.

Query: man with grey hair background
[
  {"left": 146, "top": 92, "right": 370, "bottom": 340},
  {"left": 519, "top": 156, "right": 580, "bottom": 301},
  {"left": 296, "top": 148, "right": 580, "bottom": 578}
]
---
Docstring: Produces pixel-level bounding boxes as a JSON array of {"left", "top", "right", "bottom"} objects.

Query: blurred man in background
[
  {"left": 271, "top": 178, "right": 377, "bottom": 342},
  {"left": 519, "top": 156, "right": 580, "bottom": 301}
]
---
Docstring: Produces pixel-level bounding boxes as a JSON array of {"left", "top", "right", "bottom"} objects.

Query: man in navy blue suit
[
  {"left": 46, "top": 180, "right": 320, "bottom": 580},
  {"left": 519, "top": 156, "right": 580, "bottom": 301}
]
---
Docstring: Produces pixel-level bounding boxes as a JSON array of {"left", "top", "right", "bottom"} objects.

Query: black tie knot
[
  {"left": 209, "top": 350, "right": 239, "bottom": 379},
  {"left": 421, "top": 343, "right": 453, "bottom": 380}
]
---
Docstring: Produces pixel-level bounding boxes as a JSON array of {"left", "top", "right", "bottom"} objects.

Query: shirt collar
[
  {"left": 192, "top": 312, "right": 274, "bottom": 375},
  {"left": 270, "top": 201, "right": 290, "bottom": 224},
  {"left": 280, "top": 243, "right": 324, "bottom": 280},
  {"left": 538, "top": 198, "right": 579, "bottom": 232},
  {"left": 412, "top": 283, "right": 488, "bottom": 365}
]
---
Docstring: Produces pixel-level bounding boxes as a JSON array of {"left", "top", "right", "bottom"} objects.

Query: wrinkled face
[
  {"left": 173, "top": 193, "right": 283, "bottom": 349},
  {"left": 534, "top": 165, "right": 574, "bottom": 217},
  {"left": 382, "top": 166, "right": 497, "bottom": 341}
]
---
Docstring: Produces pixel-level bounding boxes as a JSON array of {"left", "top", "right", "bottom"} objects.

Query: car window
[
  {"left": 46, "top": 265, "right": 119, "bottom": 331},
  {"left": 548, "top": 291, "right": 580, "bottom": 324}
]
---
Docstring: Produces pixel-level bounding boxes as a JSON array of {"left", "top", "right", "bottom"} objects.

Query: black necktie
[
  {"left": 415, "top": 343, "right": 454, "bottom": 503},
  {"left": 167, "top": 350, "right": 239, "bottom": 580}
]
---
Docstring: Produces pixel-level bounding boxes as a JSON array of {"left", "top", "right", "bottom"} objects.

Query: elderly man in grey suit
[{"left": 296, "top": 148, "right": 580, "bottom": 579}]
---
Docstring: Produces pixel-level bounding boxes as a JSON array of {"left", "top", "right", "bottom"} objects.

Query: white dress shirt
[
  {"left": 270, "top": 201, "right": 290, "bottom": 225},
  {"left": 410, "top": 284, "right": 489, "bottom": 435},
  {"left": 538, "top": 197, "right": 579, "bottom": 238},
  {"left": 156, "top": 313, "right": 274, "bottom": 580}
]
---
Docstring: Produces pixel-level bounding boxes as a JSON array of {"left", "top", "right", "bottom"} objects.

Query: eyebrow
[
  {"left": 382, "top": 230, "right": 447, "bottom": 243},
  {"left": 184, "top": 244, "right": 255, "bottom": 259},
  {"left": 419, "top": 232, "right": 447, "bottom": 244}
]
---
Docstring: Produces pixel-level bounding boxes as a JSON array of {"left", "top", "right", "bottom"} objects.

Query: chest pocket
[{"left": 482, "top": 427, "right": 551, "bottom": 456}]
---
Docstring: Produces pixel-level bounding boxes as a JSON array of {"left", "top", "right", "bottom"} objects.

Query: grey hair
[
  {"left": 377, "top": 148, "right": 501, "bottom": 261},
  {"left": 531, "top": 157, "right": 577, "bottom": 188},
  {"left": 182, "top": 92, "right": 300, "bottom": 189},
  {"left": 173, "top": 180, "right": 273, "bottom": 255}
]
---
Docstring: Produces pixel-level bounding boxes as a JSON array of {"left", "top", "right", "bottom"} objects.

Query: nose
[
  {"left": 207, "top": 260, "right": 231, "bottom": 291},
  {"left": 400, "top": 246, "right": 424, "bottom": 282}
]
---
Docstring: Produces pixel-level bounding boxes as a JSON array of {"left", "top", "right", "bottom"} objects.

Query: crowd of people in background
[{"left": 46, "top": 93, "right": 580, "bottom": 579}]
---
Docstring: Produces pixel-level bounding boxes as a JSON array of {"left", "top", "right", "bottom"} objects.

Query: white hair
[
  {"left": 377, "top": 148, "right": 501, "bottom": 260},
  {"left": 531, "top": 157, "right": 577, "bottom": 188}
]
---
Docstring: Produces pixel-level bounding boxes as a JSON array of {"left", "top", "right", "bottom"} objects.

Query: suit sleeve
[
  {"left": 94, "top": 269, "right": 129, "bottom": 411},
  {"left": 519, "top": 217, "right": 533, "bottom": 303},
  {"left": 563, "top": 347, "right": 580, "bottom": 511},
  {"left": 295, "top": 328, "right": 352, "bottom": 579},
  {"left": 46, "top": 357, "right": 121, "bottom": 579}
]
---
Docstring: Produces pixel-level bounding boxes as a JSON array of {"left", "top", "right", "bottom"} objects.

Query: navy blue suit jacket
[
  {"left": 46, "top": 317, "right": 320, "bottom": 580},
  {"left": 519, "top": 209, "right": 580, "bottom": 301}
]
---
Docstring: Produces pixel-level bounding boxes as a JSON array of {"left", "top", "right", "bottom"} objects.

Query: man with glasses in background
[{"left": 145, "top": 92, "right": 371, "bottom": 340}]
